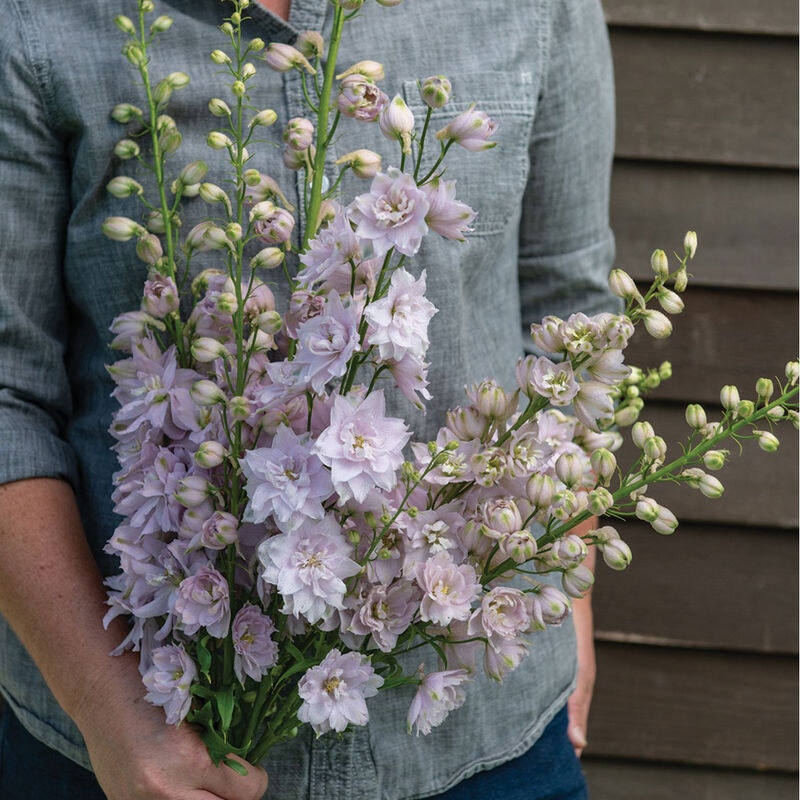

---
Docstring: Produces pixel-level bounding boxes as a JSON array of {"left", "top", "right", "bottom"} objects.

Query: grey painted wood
[
  {"left": 611, "top": 160, "right": 799, "bottom": 291},
  {"left": 610, "top": 29, "right": 798, "bottom": 168},
  {"left": 610, "top": 402, "right": 799, "bottom": 528},
  {"left": 602, "top": 0, "right": 799, "bottom": 36},
  {"left": 621, "top": 287, "right": 798, "bottom": 404},
  {"left": 587, "top": 643, "right": 798, "bottom": 770},
  {"left": 593, "top": 521, "right": 798, "bottom": 654},
  {"left": 583, "top": 758, "right": 799, "bottom": 800}
]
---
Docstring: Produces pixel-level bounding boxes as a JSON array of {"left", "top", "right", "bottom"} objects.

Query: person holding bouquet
[{"left": 0, "top": 0, "right": 616, "bottom": 797}]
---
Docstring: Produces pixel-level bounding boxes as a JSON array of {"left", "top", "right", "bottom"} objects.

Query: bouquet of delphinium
[{"left": 101, "top": 0, "right": 799, "bottom": 770}]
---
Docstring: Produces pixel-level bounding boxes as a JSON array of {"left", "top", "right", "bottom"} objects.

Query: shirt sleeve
[
  {"left": 518, "top": 0, "right": 619, "bottom": 346},
  {"left": 0, "top": 8, "right": 79, "bottom": 487}
]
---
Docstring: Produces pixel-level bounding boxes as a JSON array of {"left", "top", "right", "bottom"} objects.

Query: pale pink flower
[
  {"left": 349, "top": 168, "right": 429, "bottom": 257},
  {"left": 348, "top": 580, "right": 418, "bottom": 652},
  {"left": 364, "top": 268, "right": 437, "bottom": 362},
  {"left": 313, "top": 391, "right": 410, "bottom": 503},
  {"left": 386, "top": 351, "right": 432, "bottom": 410},
  {"left": 232, "top": 603, "right": 279, "bottom": 684},
  {"left": 518, "top": 356, "right": 579, "bottom": 405},
  {"left": 435, "top": 104, "right": 498, "bottom": 152},
  {"left": 573, "top": 379, "right": 616, "bottom": 431},
  {"left": 483, "top": 636, "right": 528, "bottom": 681},
  {"left": 174, "top": 564, "right": 230, "bottom": 638},
  {"left": 142, "top": 274, "right": 179, "bottom": 319},
  {"left": 415, "top": 551, "right": 481, "bottom": 626},
  {"left": 337, "top": 73, "right": 388, "bottom": 121},
  {"left": 407, "top": 669, "right": 471, "bottom": 735},
  {"left": 258, "top": 515, "right": 361, "bottom": 623},
  {"left": 298, "top": 203, "right": 361, "bottom": 290},
  {"left": 142, "top": 644, "right": 197, "bottom": 724},
  {"left": 297, "top": 649, "right": 383, "bottom": 734},
  {"left": 420, "top": 179, "right": 475, "bottom": 240}
]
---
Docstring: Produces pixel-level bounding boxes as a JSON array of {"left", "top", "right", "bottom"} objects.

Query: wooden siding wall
[{"left": 584, "top": 2, "right": 799, "bottom": 797}]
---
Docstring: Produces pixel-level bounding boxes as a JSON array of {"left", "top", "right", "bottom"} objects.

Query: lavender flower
[
  {"left": 347, "top": 580, "right": 418, "bottom": 652},
  {"left": 314, "top": 391, "right": 410, "bottom": 504},
  {"left": 258, "top": 515, "right": 361, "bottom": 623},
  {"left": 415, "top": 551, "right": 481, "bottom": 626},
  {"left": 420, "top": 179, "right": 475, "bottom": 241},
  {"left": 349, "top": 168, "right": 430, "bottom": 257},
  {"left": 240, "top": 425, "right": 333, "bottom": 533},
  {"left": 297, "top": 649, "right": 383, "bottom": 735},
  {"left": 232, "top": 603, "right": 279, "bottom": 684},
  {"left": 142, "top": 644, "right": 197, "bottom": 724}
]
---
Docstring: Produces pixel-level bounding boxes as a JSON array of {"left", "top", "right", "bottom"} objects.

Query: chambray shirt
[{"left": 0, "top": 1, "right": 616, "bottom": 797}]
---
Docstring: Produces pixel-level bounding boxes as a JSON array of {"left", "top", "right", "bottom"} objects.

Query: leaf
[{"left": 216, "top": 687, "right": 235, "bottom": 732}]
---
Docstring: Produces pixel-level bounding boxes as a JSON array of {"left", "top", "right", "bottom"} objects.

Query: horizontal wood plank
[
  {"left": 611, "top": 160, "right": 799, "bottom": 291},
  {"left": 583, "top": 758, "right": 798, "bottom": 800},
  {"left": 587, "top": 643, "right": 798, "bottom": 770},
  {"left": 621, "top": 287, "right": 798, "bottom": 403},
  {"left": 593, "top": 521, "right": 798, "bottom": 654},
  {"left": 610, "top": 29, "right": 798, "bottom": 168},
  {"left": 611, "top": 402, "right": 799, "bottom": 528},
  {"left": 603, "top": 0, "right": 799, "bottom": 36}
]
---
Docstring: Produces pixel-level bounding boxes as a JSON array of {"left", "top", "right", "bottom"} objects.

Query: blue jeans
[{"left": 0, "top": 704, "right": 586, "bottom": 799}]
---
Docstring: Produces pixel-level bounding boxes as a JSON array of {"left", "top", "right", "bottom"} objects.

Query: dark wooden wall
[{"left": 583, "top": 2, "right": 799, "bottom": 797}]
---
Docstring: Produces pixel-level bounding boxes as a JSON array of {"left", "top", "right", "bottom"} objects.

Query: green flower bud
[
  {"left": 658, "top": 361, "right": 672, "bottom": 380},
  {"left": 194, "top": 441, "right": 227, "bottom": 468},
  {"left": 231, "top": 80, "right": 246, "bottom": 98},
  {"left": 242, "top": 63, "right": 256, "bottom": 80},
  {"left": 251, "top": 108, "right": 279, "bottom": 127},
  {"left": 420, "top": 75, "right": 452, "bottom": 109},
  {"left": 113, "top": 139, "right": 140, "bottom": 159},
  {"left": 755, "top": 377, "right": 774, "bottom": 404},
  {"left": 673, "top": 266, "right": 689, "bottom": 292},
  {"left": 683, "top": 230, "right": 698, "bottom": 259},
  {"left": 590, "top": 448, "right": 617, "bottom": 483},
  {"left": 650, "top": 248, "right": 669, "bottom": 278},
  {"left": 208, "top": 97, "right": 232, "bottom": 117},
  {"left": 114, "top": 14, "right": 136, "bottom": 34},
  {"left": 191, "top": 338, "right": 228, "bottom": 364},
  {"left": 703, "top": 449, "right": 728, "bottom": 470},
  {"left": 248, "top": 37, "right": 266, "bottom": 53},
  {"left": 587, "top": 487, "right": 614, "bottom": 516},
  {"left": 755, "top": 431, "right": 780, "bottom": 452},
  {"left": 685, "top": 403, "right": 707, "bottom": 429},
  {"left": 122, "top": 42, "right": 146, "bottom": 66},
  {"left": 631, "top": 421, "right": 655, "bottom": 450},
  {"left": 102, "top": 216, "right": 144, "bottom": 241},
  {"left": 150, "top": 15, "right": 173, "bottom": 33},
  {"left": 735, "top": 399, "right": 755, "bottom": 418},
  {"left": 250, "top": 246, "right": 284, "bottom": 270},
  {"left": 643, "top": 435, "right": 667, "bottom": 462},
  {"left": 106, "top": 176, "right": 143, "bottom": 198},
  {"left": 720, "top": 385, "right": 740, "bottom": 411},
  {"left": 785, "top": 361, "right": 800, "bottom": 385},
  {"left": 210, "top": 49, "right": 232, "bottom": 65},
  {"left": 110, "top": 103, "right": 144, "bottom": 124},
  {"left": 207, "top": 131, "right": 232, "bottom": 149},
  {"left": 657, "top": 286, "right": 684, "bottom": 315},
  {"left": 642, "top": 309, "right": 672, "bottom": 339}
]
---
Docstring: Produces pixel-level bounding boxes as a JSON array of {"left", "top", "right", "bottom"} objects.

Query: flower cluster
[{"left": 103, "top": 0, "right": 799, "bottom": 767}]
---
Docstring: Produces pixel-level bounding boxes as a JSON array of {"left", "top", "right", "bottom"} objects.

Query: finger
[
  {"left": 567, "top": 722, "right": 588, "bottom": 758},
  {"left": 199, "top": 755, "right": 269, "bottom": 800}
]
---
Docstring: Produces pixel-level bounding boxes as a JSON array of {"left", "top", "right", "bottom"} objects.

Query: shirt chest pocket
[{"left": 402, "top": 70, "right": 539, "bottom": 238}]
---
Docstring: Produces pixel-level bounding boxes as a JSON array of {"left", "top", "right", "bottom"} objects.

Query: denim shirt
[{"left": 0, "top": 0, "right": 616, "bottom": 797}]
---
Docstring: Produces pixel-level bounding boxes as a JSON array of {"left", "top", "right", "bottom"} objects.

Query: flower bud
[
  {"left": 499, "top": 531, "right": 537, "bottom": 564},
  {"left": 150, "top": 15, "right": 173, "bottom": 33},
  {"left": 231, "top": 79, "right": 246, "bottom": 98},
  {"left": 703, "top": 449, "right": 728, "bottom": 470},
  {"left": 113, "top": 139, "right": 140, "bottom": 159},
  {"left": 111, "top": 103, "right": 143, "bottom": 124},
  {"left": 587, "top": 486, "right": 614, "bottom": 516},
  {"left": 786, "top": 361, "right": 800, "bottom": 385},
  {"left": 210, "top": 49, "right": 231, "bottom": 65},
  {"left": 682, "top": 468, "right": 724, "bottom": 499},
  {"left": 208, "top": 97, "right": 231, "bottom": 117},
  {"left": 446, "top": 406, "right": 488, "bottom": 440},
  {"left": 650, "top": 249, "right": 669, "bottom": 279},
  {"left": 175, "top": 475, "right": 213, "bottom": 508},
  {"left": 216, "top": 291, "right": 238, "bottom": 314},
  {"left": 683, "top": 230, "right": 698, "bottom": 259},
  {"left": 631, "top": 421, "right": 655, "bottom": 450},
  {"left": 481, "top": 498, "right": 523, "bottom": 535},
  {"left": 283, "top": 117, "right": 314, "bottom": 151},
  {"left": 201, "top": 511, "right": 239, "bottom": 549},
  {"left": 194, "top": 441, "right": 228, "bottom": 468},
  {"left": 614, "top": 398, "right": 643, "bottom": 427},
  {"left": 295, "top": 30, "right": 324, "bottom": 59},
  {"left": 228, "top": 395, "right": 252, "bottom": 422},
  {"left": 135, "top": 234, "right": 163, "bottom": 265},
  {"left": 673, "top": 266, "right": 689, "bottom": 292},
  {"left": 536, "top": 585, "right": 571, "bottom": 625},
  {"left": 250, "top": 246, "right": 284, "bottom": 270},
  {"left": 263, "top": 43, "right": 315, "bottom": 74},
  {"left": 590, "top": 448, "right": 617, "bottom": 483},
  {"left": 146, "top": 211, "right": 168, "bottom": 234},
  {"left": 643, "top": 435, "right": 667, "bottom": 462},
  {"left": 178, "top": 160, "right": 208, "bottom": 186},
  {"left": 190, "top": 379, "right": 226, "bottom": 406},
  {"left": 642, "top": 309, "right": 672, "bottom": 339},
  {"left": 720, "top": 384, "right": 740, "bottom": 411},
  {"left": 526, "top": 473, "right": 555, "bottom": 509},
  {"left": 335, "top": 149, "right": 382, "bottom": 179},
  {"left": 207, "top": 131, "right": 232, "bottom": 150},
  {"left": 608, "top": 269, "right": 643, "bottom": 304},
  {"left": 555, "top": 452, "right": 585, "bottom": 488},
  {"left": 106, "top": 176, "right": 143, "bottom": 199},
  {"left": 420, "top": 75, "right": 452, "bottom": 109},
  {"left": 114, "top": 14, "right": 136, "bottom": 34},
  {"left": 379, "top": 95, "right": 415, "bottom": 154},
  {"left": 735, "top": 399, "right": 755, "bottom": 418},
  {"left": 657, "top": 287, "right": 684, "bottom": 315},
  {"left": 198, "top": 182, "right": 229, "bottom": 205},
  {"left": 251, "top": 108, "right": 279, "bottom": 128},
  {"left": 436, "top": 104, "right": 498, "bottom": 152},
  {"left": 755, "top": 377, "right": 774, "bottom": 404},
  {"left": 685, "top": 403, "right": 707, "bottom": 429},
  {"left": 102, "top": 216, "right": 144, "bottom": 242},
  {"left": 469, "top": 379, "right": 517, "bottom": 421},
  {"left": 562, "top": 564, "right": 594, "bottom": 598},
  {"left": 755, "top": 430, "right": 780, "bottom": 452},
  {"left": 650, "top": 505, "right": 678, "bottom": 535},
  {"left": 166, "top": 71, "right": 190, "bottom": 89},
  {"left": 635, "top": 497, "right": 660, "bottom": 523},
  {"left": 254, "top": 309, "right": 283, "bottom": 335},
  {"left": 191, "top": 337, "right": 228, "bottom": 363}
]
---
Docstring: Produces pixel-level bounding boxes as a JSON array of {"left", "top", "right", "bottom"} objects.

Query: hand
[
  {"left": 75, "top": 653, "right": 269, "bottom": 800},
  {"left": 566, "top": 521, "right": 597, "bottom": 758}
]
